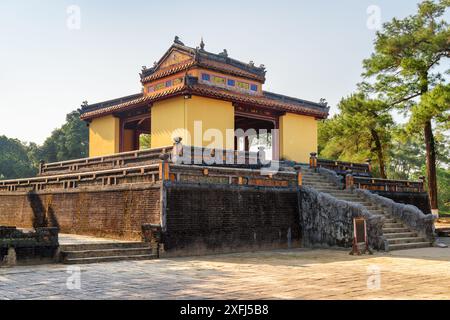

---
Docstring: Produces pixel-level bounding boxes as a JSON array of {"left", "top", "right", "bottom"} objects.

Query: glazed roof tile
[{"left": 81, "top": 81, "right": 328, "bottom": 120}]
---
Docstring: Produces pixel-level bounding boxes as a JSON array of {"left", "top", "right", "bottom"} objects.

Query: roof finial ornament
[
  {"left": 249, "top": 60, "right": 255, "bottom": 67},
  {"left": 199, "top": 37, "right": 205, "bottom": 50},
  {"left": 219, "top": 49, "right": 228, "bottom": 57},
  {"left": 153, "top": 61, "right": 158, "bottom": 67},
  {"left": 81, "top": 101, "right": 88, "bottom": 107},
  {"left": 174, "top": 36, "right": 184, "bottom": 46},
  {"left": 319, "top": 98, "right": 328, "bottom": 107},
  {"left": 141, "top": 66, "right": 147, "bottom": 71}
]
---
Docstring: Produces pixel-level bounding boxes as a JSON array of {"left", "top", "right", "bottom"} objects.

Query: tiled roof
[
  {"left": 80, "top": 86, "right": 186, "bottom": 120},
  {"left": 263, "top": 91, "right": 327, "bottom": 113},
  {"left": 80, "top": 79, "right": 329, "bottom": 120},
  {"left": 81, "top": 93, "right": 142, "bottom": 114},
  {"left": 189, "top": 84, "right": 328, "bottom": 118},
  {"left": 140, "top": 43, "right": 266, "bottom": 84},
  {"left": 141, "top": 60, "right": 196, "bottom": 83},
  {"left": 197, "top": 59, "right": 265, "bottom": 82}
]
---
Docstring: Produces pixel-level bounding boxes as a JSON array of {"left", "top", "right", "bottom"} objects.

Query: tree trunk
[
  {"left": 370, "top": 129, "right": 387, "bottom": 179},
  {"left": 424, "top": 120, "right": 439, "bottom": 211},
  {"left": 419, "top": 72, "right": 438, "bottom": 212}
]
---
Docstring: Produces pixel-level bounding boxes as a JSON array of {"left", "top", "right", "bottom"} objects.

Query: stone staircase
[
  {"left": 301, "top": 167, "right": 432, "bottom": 251},
  {"left": 60, "top": 242, "right": 156, "bottom": 264}
]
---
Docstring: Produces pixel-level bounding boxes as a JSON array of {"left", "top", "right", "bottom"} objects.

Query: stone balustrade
[{"left": 0, "top": 226, "right": 59, "bottom": 266}]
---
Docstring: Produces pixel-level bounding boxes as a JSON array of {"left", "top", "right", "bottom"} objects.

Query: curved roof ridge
[{"left": 263, "top": 91, "right": 329, "bottom": 111}]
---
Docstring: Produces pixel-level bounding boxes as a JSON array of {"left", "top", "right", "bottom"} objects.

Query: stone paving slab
[{"left": 1, "top": 247, "right": 450, "bottom": 300}]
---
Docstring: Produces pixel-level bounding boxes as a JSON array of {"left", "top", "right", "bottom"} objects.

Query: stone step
[
  {"left": 384, "top": 219, "right": 397, "bottom": 223},
  {"left": 60, "top": 242, "right": 149, "bottom": 252},
  {"left": 63, "top": 254, "right": 157, "bottom": 265},
  {"left": 302, "top": 178, "right": 334, "bottom": 182},
  {"left": 62, "top": 247, "right": 152, "bottom": 260},
  {"left": 302, "top": 176, "right": 325, "bottom": 180},
  {"left": 332, "top": 196, "right": 363, "bottom": 201},
  {"left": 305, "top": 185, "right": 339, "bottom": 194},
  {"left": 321, "top": 191, "right": 354, "bottom": 196},
  {"left": 384, "top": 222, "right": 404, "bottom": 228},
  {"left": 388, "top": 242, "right": 431, "bottom": 251},
  {"left": 384, "top": 232, "right": 417, "bottom": 239},
  {"left": 387, "top": 237, "right": 427, "bottom": 245},
  {"left": 303, "top": 183, "right": 337, "bottom": 188},
  {"left": 302, "top": 176, "right": 330, "bottom": 181},
  {"left": 303, "top": 172, "right": 328, "bottom": 176},
  {"left": 383, "top": 227, "right": 411, "bottom": 234}
]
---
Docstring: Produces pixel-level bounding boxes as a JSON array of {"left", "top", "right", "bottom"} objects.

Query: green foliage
[
  {"left": 0, "top": 110, "right": 88, "bottom": 179},
  {"left": 36, "top": 110, "right": 89, "bottom": 163},
  {"left": 436, "top": 167, "right": 450, "bottom": 213},
  {"left": 387, "top": 129, "right": 425, "bottom": 180},
  {"left": 361, "top": 0, "right": 449, "bottom": 209},
  {"left": 319, "top": 93, "right": 393, "bottom": 178},
  {"left": 407, "top": 83, "right": 450, "bottom": 132},
  {"left": 0, "top": 136, "right": 37, "bottom": 179},
  {"left": 363, "top": 0, "right": 449, "bottom": 105},
  {"left": 139, "top": 134, "right": 151, "bottom": 150}
]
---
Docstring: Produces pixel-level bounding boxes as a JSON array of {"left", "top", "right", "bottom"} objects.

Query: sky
[{"left": 0, "top": 0, "right": 426, "bottom": 144}]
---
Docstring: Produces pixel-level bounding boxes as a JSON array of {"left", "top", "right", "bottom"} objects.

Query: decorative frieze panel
[
  {"left": 147, "top": 76, "right": 184, "bottom": 94},
  {"left": 200, "top": 72, "right": 260, "bottom": 95}
]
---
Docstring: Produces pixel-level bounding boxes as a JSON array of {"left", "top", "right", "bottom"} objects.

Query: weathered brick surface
[
  {"left": 163, "top": 183, "right": 301, "bottom": 255},
  {"left": 0, "top": 179, "right": 302, "bottom": 254},
  {"left": 0, "top": 185, "right": 161, "bottom": 241}
]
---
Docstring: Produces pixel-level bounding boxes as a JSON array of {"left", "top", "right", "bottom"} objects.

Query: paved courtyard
[{"left": 1, "top": 238, "right": 450, "bottom": 300}]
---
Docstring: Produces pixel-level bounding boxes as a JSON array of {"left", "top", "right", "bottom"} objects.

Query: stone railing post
[
  {"left": 38, "top": 160, "right": 45, "bottom": 175},
  {"left": 142, "top": 224, "right": 163, "bottom": 258},
  {"left": 366, "top": 158, "right": 372, "bottom": 174},
  {"left": 258, "top": 146, "right": 266, "bottom": 166},
  {"left": 172, "top": 137, "right": 183, "bottom": 164},
  {"left": 294, "top": 165, "right": 302, "bottom": 186},
  {"left": 345, "top": 169, "right": 354, "bottom": 190},
  {"left": 5, "top": 247, "right": 17, "bottom": 267},
  {"left": 309, "top": 152, "right": 318, "bottom": 170},
  {"left": 159, "top": 153, "right": 170, "bottom": 181},
  {"left": 418, "top": 176, "right": 426, "bottom": 193}
]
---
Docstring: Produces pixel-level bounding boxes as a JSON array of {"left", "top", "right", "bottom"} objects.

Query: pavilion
[{"left": 80, "top": 37, "right": 329, "bottom": 163}]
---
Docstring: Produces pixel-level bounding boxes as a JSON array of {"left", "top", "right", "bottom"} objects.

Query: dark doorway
[
  {"left": 234, "top": 108, "right": 280, "bottom": 161},
  {"left": 118, "top": 107, "right": 151, "bottom": 152}
]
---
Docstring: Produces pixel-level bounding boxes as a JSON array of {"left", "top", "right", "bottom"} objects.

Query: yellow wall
[
  {"left": 150, "top": 96, "right": 235, "bottom": 149},
  {"left": 186, "top": 96, "right": 234, "bottom": 149},
  {"left": 279, "top": 113, "right": 317, "bottom": 163},
  {"left": 89, "top": 115, "right": 120, "bottom": 157},
  {"left": 151, "top": 97, "right": 186, "bottom": 148}
]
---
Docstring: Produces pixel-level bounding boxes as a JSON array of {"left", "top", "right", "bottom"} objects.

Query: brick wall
[
  {"left": 0, "top": 184, "right": 161, "bottom": 241},
  {"left": 163, "top": 183, "right": 301, "bottom": 256}
]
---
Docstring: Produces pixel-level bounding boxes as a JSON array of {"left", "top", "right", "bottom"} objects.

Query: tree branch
[{"left": 390, "top": 92, "right": 422, "bottom": 106}]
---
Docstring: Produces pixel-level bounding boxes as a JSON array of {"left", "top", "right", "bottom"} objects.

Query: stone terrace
[{"left": 0, "top": 241, "right": 449, "bottom": 300}]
